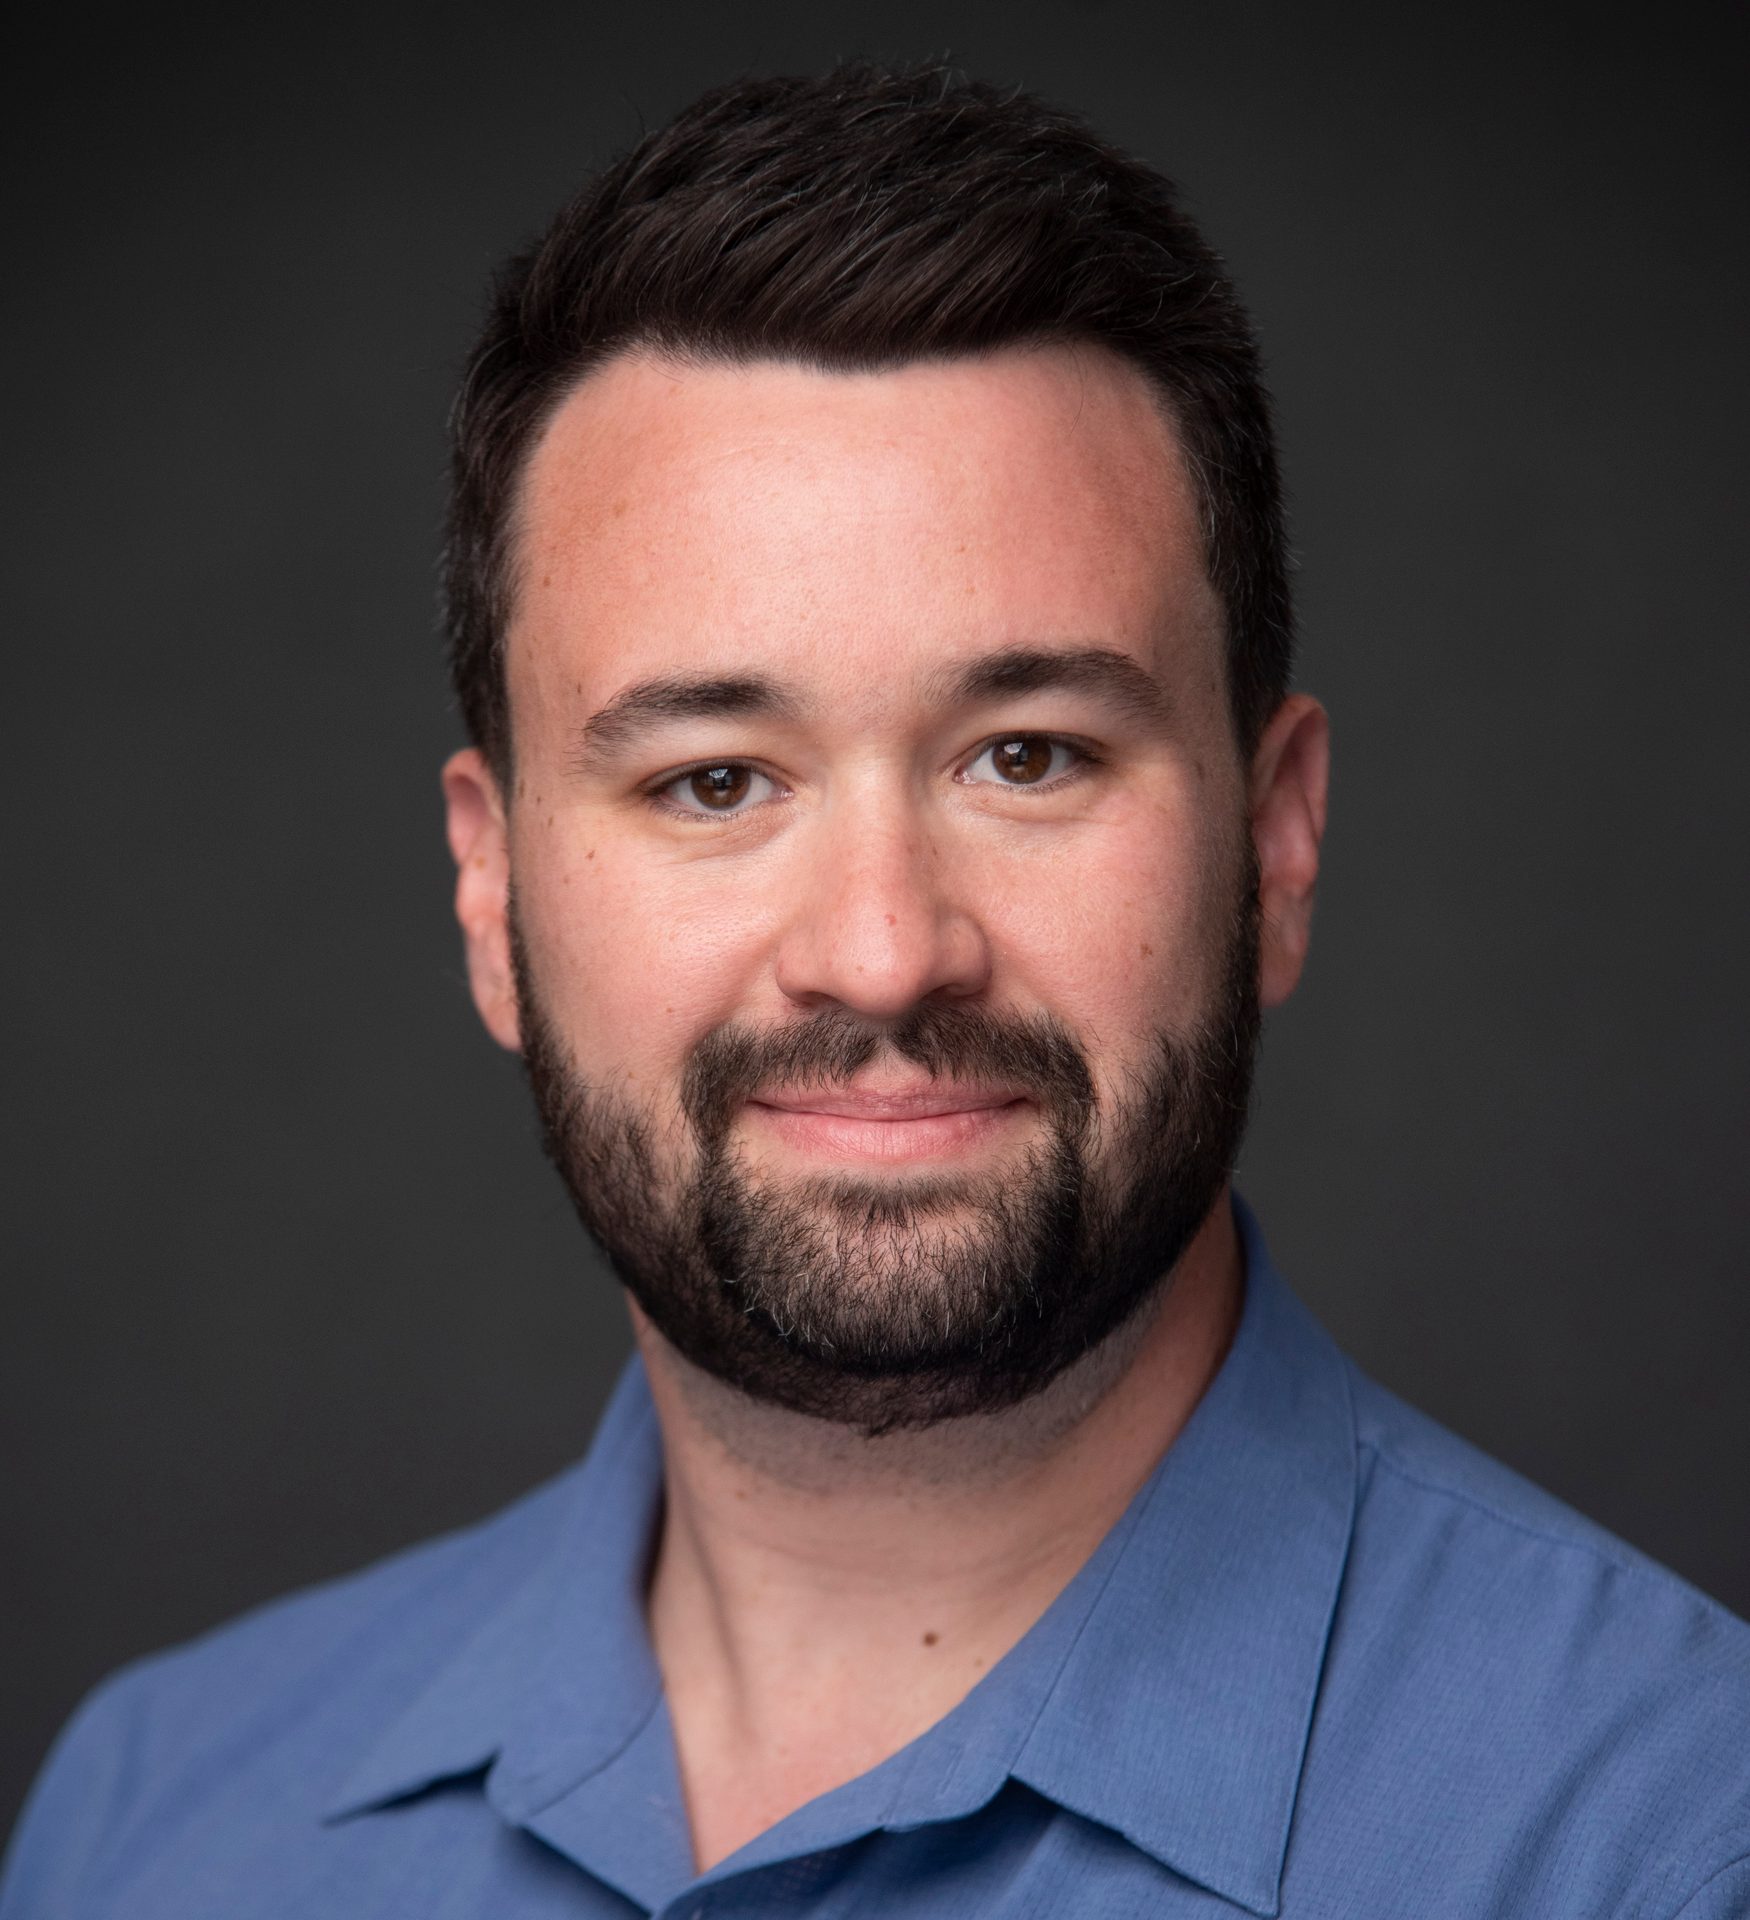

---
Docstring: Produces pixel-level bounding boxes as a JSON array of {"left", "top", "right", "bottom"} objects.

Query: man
[{"left": 5, "top": 60, "right": 1747, "bottom": 1920}]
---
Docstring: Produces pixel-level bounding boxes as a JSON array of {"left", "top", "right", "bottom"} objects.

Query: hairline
[{"left": 487, "top": 335, "right": 1235, "bottom": 793}]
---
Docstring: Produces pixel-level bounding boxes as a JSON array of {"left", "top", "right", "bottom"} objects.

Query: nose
[{"left": 772, "top": 799, "right": 992, "bottom": 1019}]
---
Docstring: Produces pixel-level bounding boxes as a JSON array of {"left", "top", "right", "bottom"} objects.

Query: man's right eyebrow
[{"left": 572, "top": 672, "right": 801, "bottom": 767}]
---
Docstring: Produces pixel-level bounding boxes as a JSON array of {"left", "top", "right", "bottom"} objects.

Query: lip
[
  {"left": 751, "top": 1084, "right": 1023, "bottom": 1120},
  {"left": 744, "top": 1085, "right": 1030, "bottom": 1163}
]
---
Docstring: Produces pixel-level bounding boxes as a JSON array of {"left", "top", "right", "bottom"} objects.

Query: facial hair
[{"left": 511, "top": 859, "right": 1261, "bottom": 1435}]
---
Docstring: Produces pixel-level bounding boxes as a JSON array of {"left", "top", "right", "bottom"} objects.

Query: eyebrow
[
  {"left": 935, "top": 646, "right": 1175, "bottom": 730},
  {"left": 575, "top": 673, "right": 801, "bottom": 765},
  {"left": 572, "top": 644, "right": 1172, "bottom": 770}
]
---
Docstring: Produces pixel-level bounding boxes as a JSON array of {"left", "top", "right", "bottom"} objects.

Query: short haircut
[{"left": 446, "top": 61, "right": 1293, "bottom": 782}]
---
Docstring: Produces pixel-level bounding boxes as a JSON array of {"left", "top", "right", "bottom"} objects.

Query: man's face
[{"left": 446, "top": 346, "right": 1322, "bottom": 1430}]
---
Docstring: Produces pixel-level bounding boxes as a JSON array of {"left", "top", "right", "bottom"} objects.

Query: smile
[{"left": 743, "top": 1087, "right": 1031, "bottom": 1164}]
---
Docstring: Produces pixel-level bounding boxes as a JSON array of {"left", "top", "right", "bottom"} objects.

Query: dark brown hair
[{"left": 446, "top": 62, "right": 1293, "bottom": 782}]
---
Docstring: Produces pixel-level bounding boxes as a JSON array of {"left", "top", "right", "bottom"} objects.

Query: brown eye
[
  {"left": 656, "top": 762, "right": 782, "bottom": 818},
  {"left": 960, "top": 735, "right": 1088, "bottom": 792},
  {"left": 688, "top": 765, "right": 752, "bottom": 809},
  {"left": 991, "top": 738, "right": 1054, "bottom": 784}
]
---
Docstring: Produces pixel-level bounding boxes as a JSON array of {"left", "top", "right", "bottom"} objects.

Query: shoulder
[
  {"left": 1307, "top": 1364, "right": 1750, "bottom": 1914},
  {"left": 1344, "top": 1362, "right": 1747, "bottom": 1665},
  {"left": 80, "top": 1463, "right": 573, "bottom": 1750},
  {"left": 0, "top": 1467, "right": 577, "bottom": 1914}
]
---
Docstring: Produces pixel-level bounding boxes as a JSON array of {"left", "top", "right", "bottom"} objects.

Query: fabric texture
[{"left": 6, "top": 1196, "right": 1748, "bottom": 1917}]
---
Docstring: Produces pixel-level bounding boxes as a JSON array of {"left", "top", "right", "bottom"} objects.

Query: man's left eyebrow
[
  {"left": 937, "top": 646, "right": 1175, "bottom": 730},
  {"left": 573, "top": 672, "right": 801, "bottom": 766}
]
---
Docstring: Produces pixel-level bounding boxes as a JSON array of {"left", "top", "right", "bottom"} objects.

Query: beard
[{"left": 511, "top": 857, "right": 1261, "bottom": 1435}]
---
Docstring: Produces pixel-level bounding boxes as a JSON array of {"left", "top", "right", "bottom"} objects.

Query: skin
[{"left": 443, "top": 344, "right": 1329, "bottom": 1869}]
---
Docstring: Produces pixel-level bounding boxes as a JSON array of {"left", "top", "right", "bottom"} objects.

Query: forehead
[{"left": 507, "top": 345, "right": 1223, "bottom": 735}]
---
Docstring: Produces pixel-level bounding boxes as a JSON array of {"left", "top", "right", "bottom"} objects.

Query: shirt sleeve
[{"left": 0, "top": 1672, "right": 144, "bottom": 1918}]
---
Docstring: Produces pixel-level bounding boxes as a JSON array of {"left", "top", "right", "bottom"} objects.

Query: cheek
[
  {"left": 511, "top": 826, "right": 780, "bottom": 1098},
  {"left": 980, "top": 797, "right": 1239, "bottom": 1119}
]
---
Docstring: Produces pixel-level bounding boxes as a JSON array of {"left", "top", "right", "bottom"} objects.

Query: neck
[{"left": 636, "top": 1186, "right": 1245, "bottom": 1870}]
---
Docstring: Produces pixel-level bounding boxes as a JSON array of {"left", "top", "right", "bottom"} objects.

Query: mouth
[{"left": 743, "top": 1080, "right": 1032, "bottom": 1165}]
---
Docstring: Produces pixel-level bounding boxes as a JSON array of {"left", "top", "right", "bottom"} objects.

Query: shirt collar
[
  {"left": 818, "top": 1193, "right": 1354, "bottom": 1916},
  {"left": 1006, "top": 1195, "right": 1356, "bottom": 1913},
  {"left": 325, "top": 1195, "right": 1357, "bottom": 1917},
  {"left": 323, "top": 1362, "right": 668, "bottom": 1825}
]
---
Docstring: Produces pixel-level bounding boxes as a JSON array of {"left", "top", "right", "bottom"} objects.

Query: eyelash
[
  {"left": 960, "top": 735, "right": 1102, "bottom": 792},
  {"left": 644, "top": 763, "right": 789, "bottom": 822},
  {"left": 643, "top": 734, "right": 1102, "bottom": 822}
]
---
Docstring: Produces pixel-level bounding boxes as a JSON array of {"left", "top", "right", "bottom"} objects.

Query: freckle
[
  {"left": 922, "top": 1631, "right": 939, "bottom": 1647},
  {"left": 473, "top": 856, "right": 485, "bottom": 869},
  {"left": 1140, "top": 942, "right": 1153, "bottom": 957},
  {"left": 586, "top": 848, "right": 596, "bottom": 860},
  {"left": 541, "top": 573, "right": 552, "bottom": 588},
  {"left": 611, "top": 498, "right": 628, "bottom": 518}
]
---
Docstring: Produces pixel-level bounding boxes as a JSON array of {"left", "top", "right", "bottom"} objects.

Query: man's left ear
[{"left": 1246, "top": 694, "right": 1330, "bottom": 1009}]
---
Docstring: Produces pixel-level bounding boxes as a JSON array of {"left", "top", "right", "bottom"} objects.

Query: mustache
[{"left": 681, "top": 1001, "right": 1097, "bottom": 1148}]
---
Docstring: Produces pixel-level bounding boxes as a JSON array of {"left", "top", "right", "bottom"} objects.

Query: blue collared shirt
[{"left": 6, "top": 1198, "right": 1749, "bottom": 1917}]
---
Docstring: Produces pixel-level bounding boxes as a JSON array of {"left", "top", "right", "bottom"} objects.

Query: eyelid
[
  {"left": 642, "top": 757, "right": 791, "bottom": 820},
  {"left": 641, "top": 731, "right": 1102, "bottom": 818},
  {"left": 956, "top": 732, "right": 1104, "bottom": 787}
]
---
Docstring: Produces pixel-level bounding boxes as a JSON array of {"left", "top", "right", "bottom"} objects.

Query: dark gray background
[{"left": 6, "top": 0, "right": 1746, "bottom": 1838}]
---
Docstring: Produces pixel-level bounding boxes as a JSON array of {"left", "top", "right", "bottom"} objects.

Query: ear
[
  {"left": 1246, "top": 694, "right": 1331, "bottom": 1010},
  {"left": 442, "top": 748, "right": 521, "bottom": 1051}
]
